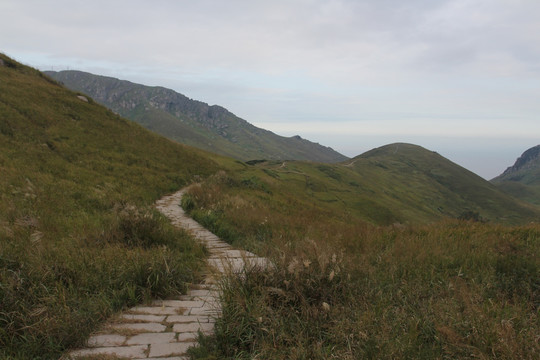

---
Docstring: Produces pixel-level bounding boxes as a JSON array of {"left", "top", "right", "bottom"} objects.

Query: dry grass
[{"left": 185, "top": 172, "right": 539, "bottom": 359}]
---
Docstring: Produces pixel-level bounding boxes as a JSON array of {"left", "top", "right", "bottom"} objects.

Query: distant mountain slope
[
  {"left": 349, "top": 143, "right": 539, "bottom": 223},
  {"left": 240, "top": 143, "right": 540, "bottom": 225},
  {"left": 45, "top": 70, "right": 347, "bottom": 163},
  {"left": 491, "top": 145, "right": 540, "bottom": 206}
]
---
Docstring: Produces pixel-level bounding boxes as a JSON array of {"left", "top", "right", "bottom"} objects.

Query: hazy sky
[{"left": 2, "top": 0, "right": 539, "bottom": 179}]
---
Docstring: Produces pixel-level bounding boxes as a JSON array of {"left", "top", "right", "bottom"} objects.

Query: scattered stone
[{"left": 77, "top": 95, "right": 88, "bottom": 102}]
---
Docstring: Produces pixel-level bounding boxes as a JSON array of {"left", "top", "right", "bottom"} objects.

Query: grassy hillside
[
  {"left": 492, "top": 145, "right": 540, "bottom": 206},
  {"left": 181, "top": 166, "right": 539, "bottom": 359},
  {"left": 351, "top": 143, "right": 540, "bottom": 224},
  {"left": 3, "top": 52, "right": 538, "bottom": 359},
  {"left": 0, "top": 54, "right": 220, "bottom": 358},
  {"left": 184, "top": 144, "right": 538, "bottom": 236},
  {"left": 494, "top": 181, "right": 540, "bottom": 207},
  {"left": 45, "top": 70, "right": 348, "bottom": 163}
]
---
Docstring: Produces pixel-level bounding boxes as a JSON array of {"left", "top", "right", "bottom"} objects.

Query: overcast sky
[{"left": 2, "top": 0, "right": 539, "bottom": 178}]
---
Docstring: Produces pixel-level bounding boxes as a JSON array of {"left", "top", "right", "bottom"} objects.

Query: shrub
[
  {"left": 106, "top": 203, "right": 177, "bottom": 249},
  {"left": 458, "top": 210, "right": 485, "bottom": 222}
]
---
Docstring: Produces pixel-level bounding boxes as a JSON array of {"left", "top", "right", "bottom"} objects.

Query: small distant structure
[{"left": 77, "top": 95, "right": 89, "bottom": 102}]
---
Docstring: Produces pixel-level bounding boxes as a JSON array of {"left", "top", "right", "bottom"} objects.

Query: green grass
[
  {"left": 0, "top": 54, "right": 220, "bottom": 358},
  {"left": 182, "top": 146, "right": 539, "bottom": 247},
  {"left": 495, "top": 181, "right": 540, "bottom": 207},
  {"left": 184, "top": 169, "right": 539, "bottom": 359},
  {"left": 353, "top": 143, "right": 540, "bottom": 224}
]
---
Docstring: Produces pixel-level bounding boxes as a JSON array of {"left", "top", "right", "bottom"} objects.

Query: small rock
[
  {"left": 322, "top": 302, "right": 331, "bottom": 312},
  {"left": 77, "top": 95, "right": 89, "bottom": 102}
]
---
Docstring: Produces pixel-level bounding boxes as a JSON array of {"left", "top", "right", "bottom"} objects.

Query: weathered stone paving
[{"left": 67, "top": 188, "right": 268, "bottom": 359}]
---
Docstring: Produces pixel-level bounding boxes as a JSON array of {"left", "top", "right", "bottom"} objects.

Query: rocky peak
[{"left": 502, "top": 145, "right": 540, "bottom": 176}]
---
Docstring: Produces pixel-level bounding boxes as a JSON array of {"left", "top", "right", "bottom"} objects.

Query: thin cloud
[{"left": 1, "top": 0, "right": 538, "bottom": 178}]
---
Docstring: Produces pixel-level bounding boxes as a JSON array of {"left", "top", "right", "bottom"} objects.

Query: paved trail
[{"left": 68, "top": 188, "right": 268, "bottom": 359}]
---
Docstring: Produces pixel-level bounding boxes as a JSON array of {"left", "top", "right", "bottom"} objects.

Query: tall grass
[
  {"left": 185, "top": 171, "right": 539, "bottom": 359},
  {"left": 0, "top": 202, "right": 206, "bottom": 359},
  {"left": 0, "top": 54, "right": 218, "bottom": 359}
]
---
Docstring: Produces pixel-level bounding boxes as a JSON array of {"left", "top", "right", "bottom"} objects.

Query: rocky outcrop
[{"left": 501, "top": 145, "right": 540, "bottom": 176}]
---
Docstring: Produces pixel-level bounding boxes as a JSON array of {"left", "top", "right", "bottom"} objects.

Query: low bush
[{"left": 105, "top": 203, "right": 182, "bottom": 249}]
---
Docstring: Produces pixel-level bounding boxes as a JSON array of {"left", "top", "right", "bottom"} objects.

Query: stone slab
[
  {"left": 126, "top": 332, "right": 176, "bottom": 345},
  {"left": 188, "top": 306, "right": 220, "bottom": 316},
  {"left": 136, "top": 357, "right": 187, "bottom": 360},
  {"left": 129, "top": 306, "right": 180, "bottom": 315},
  {"left": 149, "top": 342, "right": 193, "bottom": 357},
  {"left": 151, "top": 300, "right": 205, "bottom": 308},
  {"left": 172, "top": 322, "right": 214, "bottom": 333},
  {"left": 70, "top": 345, "right": 147, "bottom": 358},
  {"left": 187, "top": 289, "right": 213, "bottom": 297},
  {"left": 112, "top": 322, "right": 167, "bottom": 332},
  {"left": 166, "top": 315, "right": 210, "bottom": 323},
  {"left": 87, "top": 334, "right": 126, "bottom": 347},
  {"left": 177, "top": 332, "right": 198, "bottom": 342},
  {"left": 121, "top": 314, "right": 166, "bottom": 322}
]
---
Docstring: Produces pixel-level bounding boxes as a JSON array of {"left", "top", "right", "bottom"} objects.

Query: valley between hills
[{"left": 1, "top": 54, "right": 539, "bottom": 359}]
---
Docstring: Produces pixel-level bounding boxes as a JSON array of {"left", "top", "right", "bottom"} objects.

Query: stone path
[{"left": 67, "top": 188, "right": 268, "bottom": 359}]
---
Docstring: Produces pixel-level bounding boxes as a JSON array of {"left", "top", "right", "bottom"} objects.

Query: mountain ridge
[{"left": 45, "top": 70, "right": 348, "bottom": 163}]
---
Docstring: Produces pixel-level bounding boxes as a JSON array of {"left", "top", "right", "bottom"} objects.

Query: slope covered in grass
[
  {"left": 350, "top": 143, "right": 540, "bottom": 223},
  {"left": 0, "top": 54, "right": 220, "bottom": 358},
  {"left": 182, "top": 169, "right": 539, "bottom": 359},
  {"left": 191, "top": 144, "right": 538, "bottom": 233},
  {"left": 494, "top": 181, "right": 540, "bottom": 207}
]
